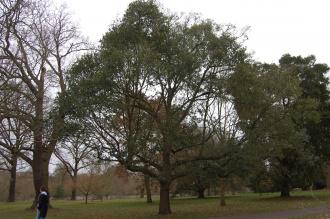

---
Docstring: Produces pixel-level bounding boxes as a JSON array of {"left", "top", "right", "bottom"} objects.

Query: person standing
[{"left": 36, "top": 185, "right": 49, "bottom": 219}]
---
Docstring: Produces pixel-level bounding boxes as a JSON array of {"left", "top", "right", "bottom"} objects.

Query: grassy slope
[
  {"left": 290, "top": 215, "right": 330, "bottom": 219},
  {"left": 1, "top": 190, "right": 330, "bottom": 219}
]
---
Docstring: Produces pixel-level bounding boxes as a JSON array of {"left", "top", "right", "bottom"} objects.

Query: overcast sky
[{"left": 59, "top": 0, "right": 330, "bottom": 65}]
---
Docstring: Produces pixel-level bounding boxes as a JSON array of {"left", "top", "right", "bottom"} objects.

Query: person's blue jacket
[{"left": 37, "top": 191, "right": 49, "bottom": 217}]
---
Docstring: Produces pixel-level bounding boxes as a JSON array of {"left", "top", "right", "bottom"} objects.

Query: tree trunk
[
  {"left": 197, "top": 188, "right": 205, "bottom": 199},
  {"left": 31, "top": 151, "right": 51, "bottom": 208},
  {"left": 71, "top": 180, "right": 77, "bottom": 200},
  {"left": 280, "top": 183, "right": 290, "bottom": 197},
  {"left": 159, "top": 181, "right": 171, "bottom": 215},
  {"left": 71, "top": 172, "right": 78, "bottom": 200},
  {"left": 144, "top": 175, "right": 152, "bottom": 203},
  {"left": 213, "top": 184, "right": 218, "bottom": 196},
  {"left": 326, "top": 164, "right": 330, "bottom": 188},
  {"left": 220, "top": 190, "right": 226, "bottom": 206},
  {"left": 7, "top": 155, "right": 17, "bottom": 202},
  {"left": 85, "top": 193, "right": 88, "bottom": 204},
  {"left": 140, "top": 187, "right": 145, "bottom": 198},
  {"left": 207, "top": 186, "right": 211, "bottom": 196},
  {"left": 230, "top": 178, "right": 236, "bottom": 195},
  {"left": 220, "top": 178, "right": 226, "bottom": 206}
]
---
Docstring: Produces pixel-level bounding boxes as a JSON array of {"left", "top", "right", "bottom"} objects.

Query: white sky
[{"left": 59, "top": 0, "right": 330, "bottom": 65}]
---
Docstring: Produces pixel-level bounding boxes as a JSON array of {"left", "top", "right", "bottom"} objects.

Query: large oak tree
[
  {"left": 0, "top": 0, "right": 86, "bottom": 206},
  {"left": 64, "top": 0, "right": 247, "bottom": 214}
]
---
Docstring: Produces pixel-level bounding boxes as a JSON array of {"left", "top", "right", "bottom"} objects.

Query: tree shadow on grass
[
  {"left": 256, "top": 196, "right": 322, "bottom": 202},
  {"left": 171, "top": 195, "right": 243, "bottom": 202}
]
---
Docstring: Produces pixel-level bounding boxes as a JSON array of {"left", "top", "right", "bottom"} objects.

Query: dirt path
[{"left": 211, "top": 206, "right": 330, "bottom": 219}]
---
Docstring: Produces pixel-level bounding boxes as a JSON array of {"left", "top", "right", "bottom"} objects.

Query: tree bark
[
  {"left": 159, "top": 181, "right": 171, "bottom": 215},
  {"left": 197, "top": 188, "right": 205, "bottom": 199},
  {"left": 71, "top": 180, "right": 77, "bottom": 200},
  {"left": 140, "top": 187, "right": 145, "bottom": 198},
  {"left": 31, "top": 150, "right": 51, "bottom": 208},
  {"left": 71, "top": 172, "right": 78, "bottom": 200},
  {"left": 280, "top": 183, "right": 290, "bottom": 197},
  {"left": 220, "top": 178, "right": 226, "bottom": 206},
  {"left": 207, "top": 186, "right": 211, "bottom": 196},
  {"left": 220, "top": 191, "right": 226, "bottom": 206},
  {"left": 144, "top": 175, "right": 152, "bottom": 203},
  {"left": 158, "top": 138, "right": 172, "bottom": 215},
  {"left": 7, "top": 155, "right": 18, "bottom": 202},
  {"left": 31, "top": 82, "right": 47, "bottom": 208},
  {"left": 213, "top": 184, "right": 218, "bottom": 196},
  {"left": 85, "top": 193, "right": 88, "bottom": 204}
]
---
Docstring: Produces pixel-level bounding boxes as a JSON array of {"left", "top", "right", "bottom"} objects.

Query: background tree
[
  {"left": 55, "top": 129, "right": 94, "bottom": 200},
  {"left": 279, "top": 55, "right": 330, "bottom": 187},
  {"left": 50, "top": 164, "right": 69, "bottom": 199},
  {"left": 0, "top": 0, "right": 87, "bottom": 206},
  {"left": 229, "top": 62, "right": 319, "bottom": 197},
  {"left": 77, "top": 162, "right": 104, "bottom": 204},
  {"left": 248, "top": 159, "right": 274, "bottom": 194},
  {"left": 134, "top": 172, "right": 153, "bottom": 203},
  {"left": 0, "top": 89, "right": 31, "bottom": 202},
  {"left": 0, "top": 117, "right": 30, "bottom": 202},
  {"left": 174, "top": 160, "right": 216, "bottom": 199}
]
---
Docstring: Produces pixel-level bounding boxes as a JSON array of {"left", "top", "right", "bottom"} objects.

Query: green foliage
[
  {"left": 61, "top": 0, "right": 330, "bottom": 207},
  {"left": 63, "top": 1, "right": 249, "bottom": 214},
  {"left": 65, "top": 0, "right": 247, "bottom": 179},
  {"left": 280, "top": 54, "right": 330, "bottom": 160},
  {"left": 53, "top": 185, "right": 65, "bottom": 199},
  {"left": 229, "top": 58, "right": 323, "bottom": 196}
]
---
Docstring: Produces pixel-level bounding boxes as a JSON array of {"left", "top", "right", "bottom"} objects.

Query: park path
[{"left": 211, "top": 206, "right": 330, "bottom": 219}]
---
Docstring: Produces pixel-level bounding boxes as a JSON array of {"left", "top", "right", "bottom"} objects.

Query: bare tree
[
  {"left": 0, "top": 117, "right": 31, "bottom": 202},
  {"left": 135, "top": 172, "right": 153, "bottom": 203},
  {"left": 206, "top": 93, "right": 245, "bottom": 206},
  {"left": 0, "top": 0, "right": 87, "bottom": 206},
  {"left": 0, "top": 89, "right": 32, "bottom": 202},
  {"left": 55, "top": 131, "right": 93, "bottom": 200},
  {"left": 77, "top": 163, "right": 104, "bottom": 204}
]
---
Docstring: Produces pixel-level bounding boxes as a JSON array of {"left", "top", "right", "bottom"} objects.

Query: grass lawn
[
  {"left": 1, "top": 190, "right": 330, "bottom": 219},
  {"left": 290, "top": 213, "right": 330, "bottom": 219},
  {"left": 290, "top": 216, "right": 330, "bottom": 219}
]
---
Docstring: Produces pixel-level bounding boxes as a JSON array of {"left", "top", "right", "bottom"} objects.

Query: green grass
[
  {"left": 2, "top": 190, "right": 330, "bottom": 219},
  {"left": 298, "top": 215, "right": 330, "bottom": 219},
  {"left": 289, "top": 213, "right": 330, "bottom": 219},
  {"left": 290, "top": 216, "right": 330, "bottom": 219}
]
